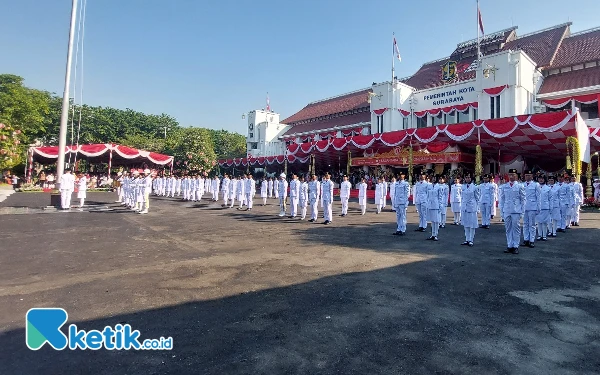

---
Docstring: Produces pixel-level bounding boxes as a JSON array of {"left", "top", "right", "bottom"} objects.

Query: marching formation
[{"left": 113, "top": 168, "right": 585, "bottom": 254}]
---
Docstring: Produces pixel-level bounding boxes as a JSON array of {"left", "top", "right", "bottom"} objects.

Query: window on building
[
  {"left": 577, "top": 101, "right": 599, "bottom": 119},
  {"left": 457, "top": 109, "right": 470, "bottom": 123},
  {"left": 444, "top": 111, "right": 457, "bottom": 124},
  {"left": 432, "top": 112, "right": 444, "bottom": 126},
  {"left": 377, "top": 115, "right": 384, "bottom": 133},
  {"left": 490, "top": 96, "right": 501, "bottom": 119},
  {"left": 250, "top": 142, "right": 258, "bottom": 149},
  {"left": 416, "top": 116, "right": 427, "bottom": 128},
  {"left": 472, "top": 108, "right": 478, "bottom": 121},
  {"left": 249, "top": 132, "right": 254, "bottom": 138},
  {"left": 402, "top": 117, "right": 409, "bottom": 129}
]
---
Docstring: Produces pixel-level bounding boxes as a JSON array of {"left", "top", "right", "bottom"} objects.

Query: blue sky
[{"left": 1, "top": 0, "right": 598, "bottom": 134}]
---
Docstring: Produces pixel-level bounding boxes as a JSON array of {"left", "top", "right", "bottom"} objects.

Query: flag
[
  {"left": 393, "top": 37, "right": 402, "bottom": 62},
  {"left": 478, "top": 2, "right": 485, "bottom": 35},
  {"left": 266, "top": 93, "right": 270, "bottom": 112}
]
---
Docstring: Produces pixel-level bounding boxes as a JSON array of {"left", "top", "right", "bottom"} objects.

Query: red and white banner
[
  {"left": 414, "top": 102, "right": 478, "bottom": 118},
  {"left": 30, "top": 143, "right": 174, "bottom": 165},
  {"left": 483, "top": 85, "right": 509, "bottom": 97},
  {"left": 542, "top": 93, "right": 600, "bottom": 109}
]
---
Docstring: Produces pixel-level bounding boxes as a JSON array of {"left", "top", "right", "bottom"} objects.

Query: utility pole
[{"left": 56, "top": 0, "right": 79, "bottom": 187}]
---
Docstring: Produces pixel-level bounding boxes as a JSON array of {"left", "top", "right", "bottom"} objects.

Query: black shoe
[
  {"left": 433, "top": 236, "right": 439, "bottom": 241},
  {"left": 536, "top": 237, "right": 542, "bottom": 241},
  {"left": 414, "top": 227, "right": 423, "bottom": 231},
  {"left": 419, "top": 228, "right": 426, "bottom": 232},
  {"left": 468, "top": 242, "right": 474, "bottom": 247},
  {"left": 528, "top": 242, "right": 535, "bottom": 248},
  {"left": 400, "top": 232, "right": 405, "bottom": 236},
  {"left": 513, "top": 248, "right": 519, "bottom": 254},
  {"left": 323, "top": 220, "right": 330, "bottom": 225},
  {"left": 491, "top": 215, "right": 495, "bottom": 219},
  {"left": 426, "top": 236, "right": 434, "bottom": 240},
  {"left": 504, "top": 248, "right": 512, "bottom": 253},
  {"left": 523, "top": 240, "right": 530, "bottom": 246},
  {"left": 461, "top": 241, "right": 469, "bottom": 246},
  {"left": 574, "top": 223, "right": 579, "bottom": 226},
  {"left": 557, "top": 229, "right": 565, "bottom": 233},
  {"left": 393, "top": 231, "right": 401, "bottom": 235},
  {"left": 542, "top": 237, "right": 547, "bottom": 241},
  {"left": 308, "top": 219, "right": 315, "bottom": 222}
]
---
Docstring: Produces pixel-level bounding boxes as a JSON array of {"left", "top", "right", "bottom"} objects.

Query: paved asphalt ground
[{"left": 0, "top": 192, "right": 599, "bottom": 375}]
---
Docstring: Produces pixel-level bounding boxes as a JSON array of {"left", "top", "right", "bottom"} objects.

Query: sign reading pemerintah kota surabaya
[
  {"left": 417, "top": 82, "right": 477, "bottom": 108},
  {"left": 351, "top": 148, "right": 475, "bottom": 166}
]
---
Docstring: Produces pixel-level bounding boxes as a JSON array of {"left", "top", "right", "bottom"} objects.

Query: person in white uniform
[
  {"left": 438, "top": 176, "right": 449, "bottom": 228},
  {"left": 557, "top": 175, "right": 571, "bottom": 231},
  {"left": 221, "top": 174, "right": 230, "bottom": 207},
  {"left": 139, "top": 169, "right": 152, "bottom": 214},
  {"left": 499, "top": 169, "right": 525, "bottom": 254},
  {"left": 357, "top": 178, "right": 368, "bottom": 215},
  {"left": 593, "top": 178, "right": 600, "bottom": 201},
  {"left": 237, "top": 176, "right": 246, "bottom": 209},
  {"left": 228, "top": 176, "right": 238, "bottom": 208},
  {"left": 299, "top": 175, "right": 309, "bottom": 220},
  {"left": 244, "top": 174, "right": 255, "bottom": 210},
  {"left": 211, "top": 176, "right": 220, "bottom": 202},
  {"left": 274, "top": 178, "right": 280, "bottom": 200},
  {"left": 426, "top": 176, "right": 444, "bottom": 241},
  {"left": 450, "top": 177, "right": 462, "bottom": 225},
  {"left": 268, "top": 177, "right": 274, "bottom": 198},
  {"left": 288, "top": 174, "right": 300, "bottom": 218},
  {"left": 536, "top": 174, "right": 551, "bottom": 242},
  {"left": 392, "top": 173, "right": 410, "bottom": 235},
  {"left": 414, "top": 173, "right": 430, "bottom": 231},
  {"left": 308, "top": 175, "right": 320, "bottom": 222},
  {"left": 277, "top": 173, "right": 288, "bottom": 217},
  {"left": 382, "top": 178, "right": 389, "bottom": 210},
  {"left": 115, "top": 172, "right": 124, "bottom": 203},
  {"left": 76, "top": 172, "right": 87, "bottom": 209},
  {"left": 461, "top": 174, "right": 480, "bottom": 247},
  {"left": 374, "top": 177, "right": 385, "bottom": 214},
  {"left": 339, "top": 175, "right": 352, "bottom": 217},
  {"left": 479, "top": 174, "right": 495, "bottom": 229},
  {"left": 59, "top": 168, "right": 75, "bottom": 210},
  {"left": 321, "top": 173, "right": 334, "bottom": 224},
  {"left": 570, "top": 175, "right": 583, "bottom": 226},
  {"left": 490, "top": 177, "right": 498, "bottom": 219},
  {"left": 388, "top": 177, "right": 397, "bottom": 212},
  {"left": 547, "top": 175, "right": 561, "bottom": 237},
  {"left": 260, "top": 177, "right": 268, "bottom": 206},
  {"left": 522, "top": 170, "right": 541, "bottom": 248}
]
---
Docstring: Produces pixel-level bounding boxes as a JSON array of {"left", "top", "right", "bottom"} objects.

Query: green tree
[
  {"left": 166, "top": 127, "right": 217, "bottom": 174},
  {"left": 210, "top": 129, "right": 246, "bottom": 159}
]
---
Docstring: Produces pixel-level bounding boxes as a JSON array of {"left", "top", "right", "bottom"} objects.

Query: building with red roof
[{"left": 225, "top": 22, "right": 600, "bottom": 176}]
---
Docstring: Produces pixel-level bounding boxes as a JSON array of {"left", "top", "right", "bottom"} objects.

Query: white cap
[
  {"left": 280, "top": 173, "right": 286, "bottom": 178},
  {"left": 144, "top": 169, "right": 151, "bottom": 174}
]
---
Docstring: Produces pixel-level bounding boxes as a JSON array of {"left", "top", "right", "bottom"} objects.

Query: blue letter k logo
[{"left": 26, "top": 308, "right": 69, "bottom": 350}]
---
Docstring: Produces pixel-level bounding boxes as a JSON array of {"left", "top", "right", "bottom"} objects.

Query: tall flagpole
[
  {"left": 476, "top": 0, "right": 481, "bottom": 61},
  {"left": 392, "top": 32, "right": 395, "bottom": 84},
  {"left": 56, "top": 0, "right": 79, "bottom": 187}
]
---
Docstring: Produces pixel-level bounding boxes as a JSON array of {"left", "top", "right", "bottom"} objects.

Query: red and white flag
[
  {"left": 393, "top": 36, "right": 402, "bottom": 62},
  {"left": 478, "top": 2, "right": 485, "bottom": 35},
  {"left": 266, "top": 93, "right": 271, "bottom": 112}
]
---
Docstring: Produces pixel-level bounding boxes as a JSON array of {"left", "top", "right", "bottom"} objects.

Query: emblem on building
[{"left": 441, "top": 61, "right": 457, "bottom": 83}]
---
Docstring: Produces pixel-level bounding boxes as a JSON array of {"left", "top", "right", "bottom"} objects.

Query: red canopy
[{"left": 30, "top": 144, "right": 174, "bottom": 166}]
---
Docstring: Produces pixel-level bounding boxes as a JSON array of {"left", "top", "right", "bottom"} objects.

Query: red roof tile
[
  {"left": 538, "top": 65, "right": 600, "bottom": 94},
  {"left": 281, "top": 89, "right": 371, "bottom": 125},
  {"left": 550, "top": 28, "right": 600, "bottom": 68},
  {"left": 403, "top": 59, "right": 478, "bottom": 90},
  {"left": 501, "top": 23, "right": 570, "bottom": 68},
  {"left": 282, "top": 111, "right": 371, "bottom": 136}
]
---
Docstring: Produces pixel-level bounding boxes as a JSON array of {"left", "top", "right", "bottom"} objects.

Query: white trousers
[
  {"left": 523, "top": 210, "right": 537, "bottom": 242},
  {"left": 341, "top": 197, "right": 349, "bottom": 215},
  {"left": 323, "top": 202, "right": 333, "bottom": 222},
  {"left": 360, "top": 204, "right": 366, "bottom": 215},
  {"left": 504, "top": 213, "right": 522, "bottom": 248},
  {"left": 310, "top": 200, "right": 318, "bottom": 220},
  {"left": 440, "top": 207, "right": 447, "bottom": 226},
  {"left": 573, "top": 204, "right": 581, "bottom": 223},
  {"left": 395, "top": 206, "right": 406, "bottom": 232},
  {"left": 452, "top": 210, "right": 461, "bottom": 224},
  {"left": 290, "top": 197, "right": 299, "bottom": 217},
  {"left": 279, "top": 196, "right": 286, "bottom": 215},
  {"left": 417, "top": 203, "right": 428, "bottom": 228},
  {"left": 223, "top": 191, "right": 229, "bottom": 206},
  {"left": 246, "top": 193, "right": 253, "bottom": 209},
  {"left": 464, "top": 227, "right": 475, "bottom": 242},
  {"left": 481, "top": 203, "right": 491, "bottom": 225},
  {"left": 60, "top": 189, "right": 73, "bottom": 209}
]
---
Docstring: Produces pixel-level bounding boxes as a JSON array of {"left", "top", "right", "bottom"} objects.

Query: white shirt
[{"left": 59, "top": 173, "right": 75, "bottom": 190}]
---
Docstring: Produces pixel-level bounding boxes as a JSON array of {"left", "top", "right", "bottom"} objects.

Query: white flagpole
[
  {"left": 476, "top": 0, "right": 481, "bottom": 61},
  {"left": 56, "top": 0, "right": 79, "bottom": 187},
  {"left": 392, "top": 33, "right": 395, "bottom": 84}
]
